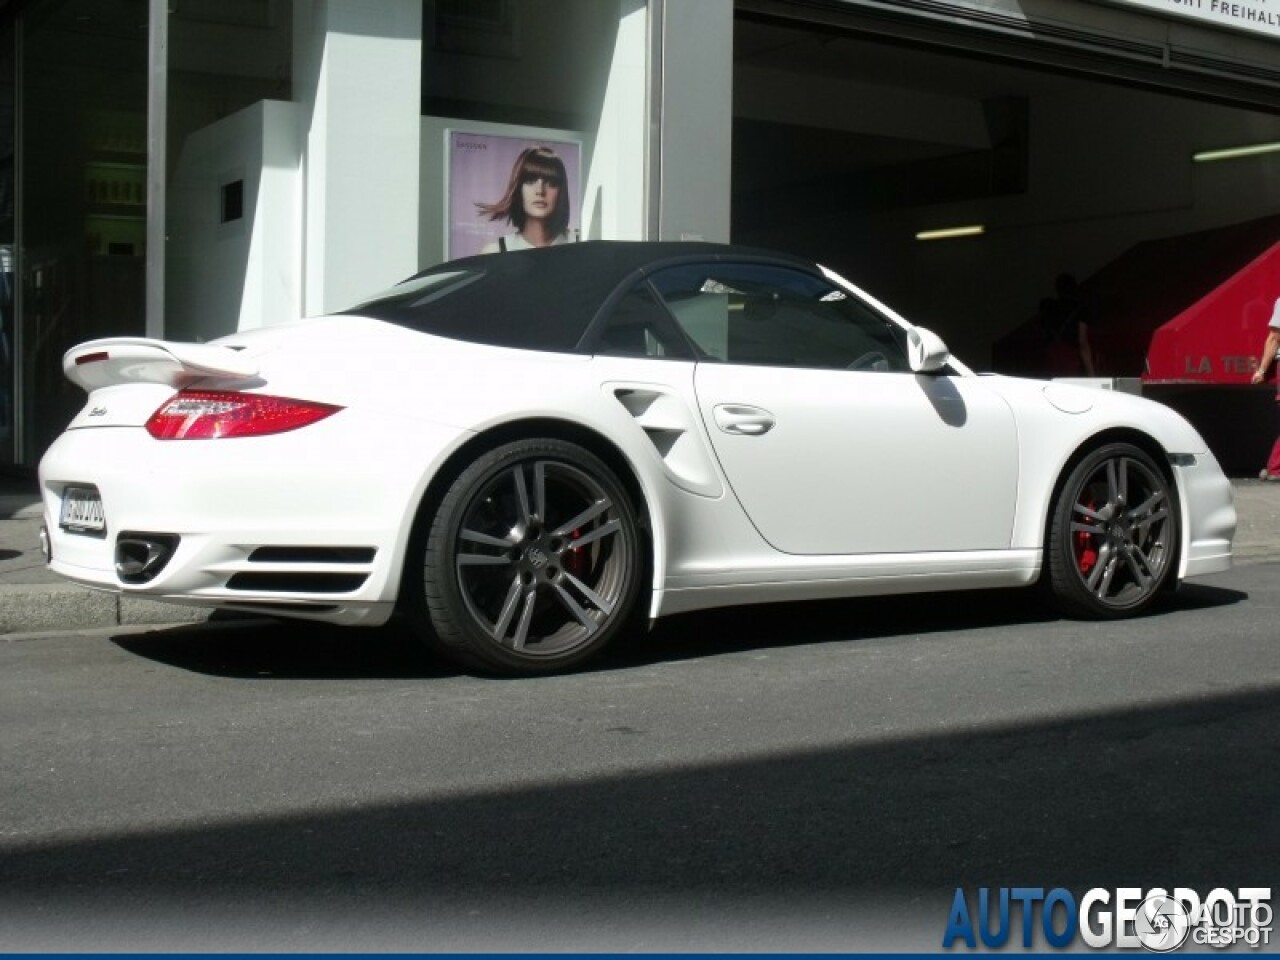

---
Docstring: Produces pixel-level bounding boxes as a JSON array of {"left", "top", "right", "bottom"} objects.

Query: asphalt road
[{"left": 1, "top": 564, "right": 1277, "bottom": 952}]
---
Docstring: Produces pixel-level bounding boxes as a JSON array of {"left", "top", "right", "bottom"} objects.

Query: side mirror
[{"left": 907, "top": 326, "right": 951, "bottom": 373}]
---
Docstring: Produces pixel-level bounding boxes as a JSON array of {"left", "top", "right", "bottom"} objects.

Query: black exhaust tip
[{"left": 115, "top": 532, "right": 180, "bottom": 584}]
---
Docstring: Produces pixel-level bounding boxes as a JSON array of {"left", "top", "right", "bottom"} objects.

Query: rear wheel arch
[
  {"left": 397, "top": 419, "right": 656, "bottom": 644},
  {"left": 411, "top": 417, "right": 654, "bottom": 537}
]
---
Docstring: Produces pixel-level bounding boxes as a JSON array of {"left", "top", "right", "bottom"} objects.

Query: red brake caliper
[
  {"left": 1075, "top": 498, "right": 1098, "bottom": 574},
  {"left": 563, "top": 528, "right": 588, "bottom": 578}
]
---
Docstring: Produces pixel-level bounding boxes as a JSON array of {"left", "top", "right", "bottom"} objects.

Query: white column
[
  {"left": 581, "top": 0, "right": 649, "bottom": 243},
  {"left": 295, "top": 0, "right": 422, "bottom": 315},
  {"left": 650, "top": 0, "right": 733, "bottom": 242},
  {"left": 147, "top": 0, "right": 168, "bottom": 337}
]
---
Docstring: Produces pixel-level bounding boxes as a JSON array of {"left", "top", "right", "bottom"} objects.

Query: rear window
[
  {"left": 342, "top": 270, "right": 484, "bottom": 321},
  {"left": 339, "top": 257, "right": 606, "bottom": 353}
]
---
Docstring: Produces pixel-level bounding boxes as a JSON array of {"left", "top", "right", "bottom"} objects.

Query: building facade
[{"left": 2, "top": 0, "right": 1279, "bottom": 468}]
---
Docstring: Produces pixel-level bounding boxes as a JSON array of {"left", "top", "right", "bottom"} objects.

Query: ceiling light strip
[
  {"left": 915, "top": 225, "right": 985, "bottom": 241},
  {"left": 1192, "top": 142, "right": 1280, "bottom": 163}
]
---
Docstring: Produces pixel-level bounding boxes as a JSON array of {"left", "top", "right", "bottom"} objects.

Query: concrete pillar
[
  {"left": 581, "top": 0, "right": 649, "bottom": 243},
  {"left": 294, "top": 0, "right": 422, "bottom": 315},
  {"left": 649, "top": 0, "right": 733, "bottom": 242}
]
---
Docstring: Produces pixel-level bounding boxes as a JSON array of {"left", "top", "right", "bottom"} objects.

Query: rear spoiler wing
[{"left": 63, "top": 338, "right": 259, "bottom": 392}]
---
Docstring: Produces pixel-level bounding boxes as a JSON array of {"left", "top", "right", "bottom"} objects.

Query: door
[{"left": 648, "top": 260, "right": 1020, "bottom": 556}]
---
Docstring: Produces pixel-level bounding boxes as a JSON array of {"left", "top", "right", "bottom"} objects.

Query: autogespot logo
[
  {"left": 1134, "top": 894, "right": 1192, "bottom": 953},
  {"left": 943, "top": 886, "right": 1272, "bottom": 951}
]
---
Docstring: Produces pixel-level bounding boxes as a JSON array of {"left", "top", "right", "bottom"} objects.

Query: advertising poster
[{"left": 446, "top": 129, "right": 582, "bottom": 260}]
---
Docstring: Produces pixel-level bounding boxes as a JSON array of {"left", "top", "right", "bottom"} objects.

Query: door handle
[{"left": 713, "top": 404, "right": 776, "bottom": 436}]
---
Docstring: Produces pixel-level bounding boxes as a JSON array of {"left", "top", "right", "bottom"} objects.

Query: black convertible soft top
[{"left": 343, "top": 240, "right": 814, "bottom": 353}]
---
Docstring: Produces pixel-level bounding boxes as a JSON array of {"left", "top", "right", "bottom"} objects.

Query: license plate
[{"left": 59, "top": 486, "right": 106, "bottom": 536}]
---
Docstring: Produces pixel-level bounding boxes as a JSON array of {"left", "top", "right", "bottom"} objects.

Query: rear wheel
[
  {"left": 1046, "top": 442, "right": 1179, "bottom": 618},
  {"left": 421, "top": 438, "right": 642, "bottom": 674}
]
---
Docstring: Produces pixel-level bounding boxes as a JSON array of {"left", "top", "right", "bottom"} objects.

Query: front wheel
[
  {"left": 421, "top": 438, "right": 643, "bottom": 675},
  {"left": 1046, "top": 442, "right": 1179, "bottom": 618}
]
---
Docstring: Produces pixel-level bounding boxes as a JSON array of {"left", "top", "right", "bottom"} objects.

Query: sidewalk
[{"left": 1, "top": 471, "right": 1277, "bottom": 635}]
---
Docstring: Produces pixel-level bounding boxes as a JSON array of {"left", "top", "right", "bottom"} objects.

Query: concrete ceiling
[
  {"left": 729, "top": 16, "right": 1108, "bottom": 198},
  {"left": 734, "top": 16, "right": 1084, "bottom": 100}
]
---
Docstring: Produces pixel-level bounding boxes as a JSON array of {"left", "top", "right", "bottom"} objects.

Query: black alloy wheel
[
  {"left": 1047, "top": 442, "right": 1179, "bottom": 618},
  {"left": 423, "top": 438, "right": 642, "bottom": 674}
]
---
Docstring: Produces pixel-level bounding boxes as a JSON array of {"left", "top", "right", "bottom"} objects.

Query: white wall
[
  {"left": 296, "top": 0, "right": 422, "bottom": 315},
  {"left": 652, "top": 0, "right": 733, "bottom": 242},
  {"left": 167, "top": 0, "right": 425, "bottom": 336},
  {"left": 165, "top": 100, "right": 301, "bottom": 342},
  {"left": 582, "top": 0, "right": 649, "bottom": 245}
]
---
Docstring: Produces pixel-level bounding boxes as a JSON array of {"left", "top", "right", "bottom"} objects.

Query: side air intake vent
[
  {"left": 226, "top": 572, "right": 369, "bottom": 594},
  {"left": 610, "top": 385, "right": 723, "bottom": 497},
  {"left": 247, "top": 546, "right": 377, "bottom": 564}
]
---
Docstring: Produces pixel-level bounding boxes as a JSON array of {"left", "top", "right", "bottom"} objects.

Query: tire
[
  {"left": 1046, "top": 442, "right": 1179, "bottom": 619},
  {"left": 420, "top": 438, "right": 643, "bottom": 675}
]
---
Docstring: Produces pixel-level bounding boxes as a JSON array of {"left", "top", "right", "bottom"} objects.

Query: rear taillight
[{"left": 145, "top": 390, "right": 342, "bottom": 440}]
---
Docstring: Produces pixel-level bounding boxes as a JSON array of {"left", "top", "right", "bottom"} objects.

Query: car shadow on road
[
  {"left": 110, "top": 581, "right": 1248, "bottom": 681},
  {"left": 113, "top": 616, "right": 451, "bottom": 680},
  {"left": 605, "top": 580, "right": 1247, "bottom": 670}
]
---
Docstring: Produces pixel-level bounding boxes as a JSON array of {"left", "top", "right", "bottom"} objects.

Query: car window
[
  {"left": 594, "top": 281, "right": 695, "bottom": 360},
  {"left": 342, "top": 270, "right": 484, "bottom": 315},
  {"left": 647, "top": 263, "right": 909, "bottom": 372}
]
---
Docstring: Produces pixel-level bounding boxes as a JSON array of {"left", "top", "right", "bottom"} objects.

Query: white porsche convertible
[{"left": 39, "top": 242, "right": 1236, "bottom": 674}]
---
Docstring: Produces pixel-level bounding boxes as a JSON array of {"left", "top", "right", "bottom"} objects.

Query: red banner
[{"left": 1144, "top": 242, "right": 1280, "bottom": 384}]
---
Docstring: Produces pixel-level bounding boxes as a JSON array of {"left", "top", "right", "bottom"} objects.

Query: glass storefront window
[{"left": 18, "top": 0, "right": 149, "bottom": 464}]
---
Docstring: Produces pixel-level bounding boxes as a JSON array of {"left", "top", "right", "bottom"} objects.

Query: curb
[
  {"left": 1, "top": 498, "right": 42, "bottom": 521},
  {"left": 0, "top": 583, "right": 216, "bottom": 635}
]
